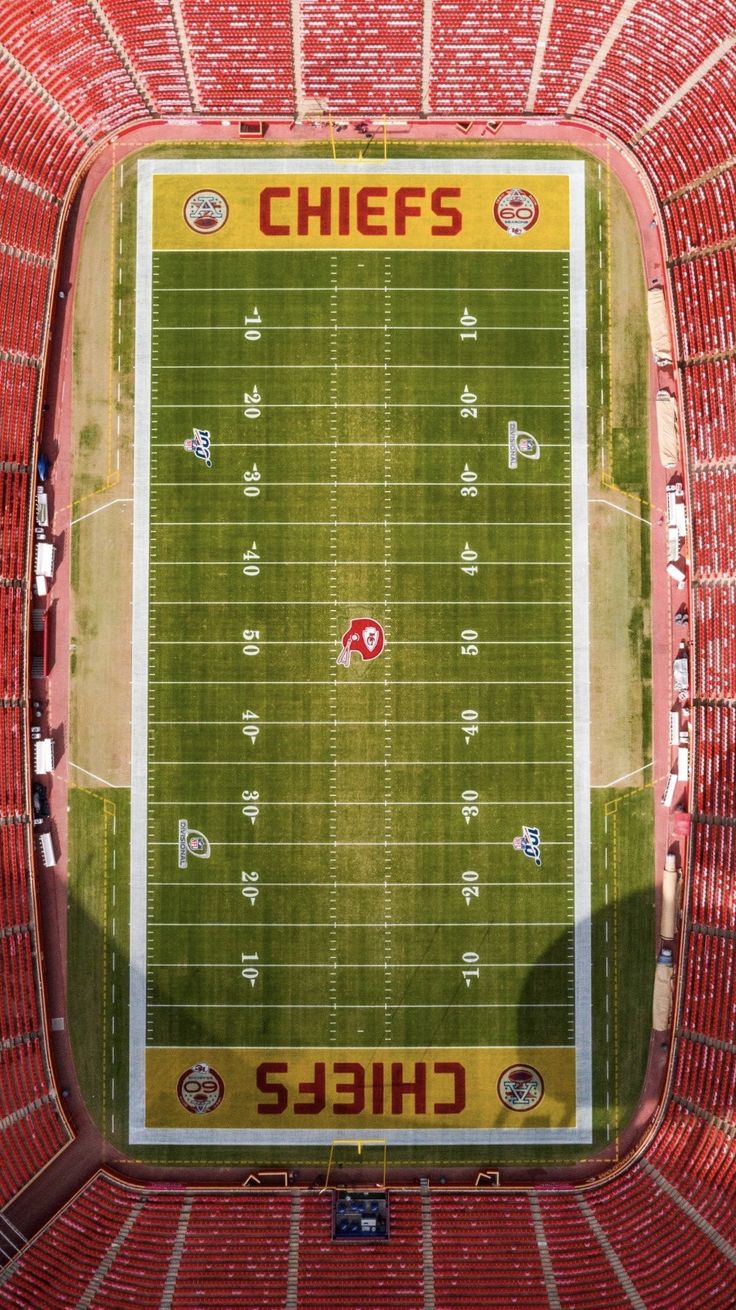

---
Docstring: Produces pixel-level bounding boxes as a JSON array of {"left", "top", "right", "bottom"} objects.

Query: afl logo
[
  {"left": 497, "top": 1064, "right": 544, "bottom": 1112},
  {"left": 184, "top": 190, "right": 229, "bottom": 234},
  {"left": 493, "top": 188, "right": 539, "bottom": 237},
  {"left": 177, "top": 1062, "right": 225, "bottom": 1115}
]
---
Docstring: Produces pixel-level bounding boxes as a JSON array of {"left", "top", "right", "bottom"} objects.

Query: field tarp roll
[
  {"left": 661, "top": 860, "right": 678, "bottom": 940},
  {"left": 652, "top": 962, "right": 674, "bottom": 1031},
  {"left": 647, "top": 286, "right": 673, "bottom": 363},
  {"left": 656, "top": 392, "right": 679, "bottom": 467}
]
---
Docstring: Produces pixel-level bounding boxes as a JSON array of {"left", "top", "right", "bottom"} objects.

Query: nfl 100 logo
[{"left": 183, "top": 427, "right": 213, "bottom": 468}]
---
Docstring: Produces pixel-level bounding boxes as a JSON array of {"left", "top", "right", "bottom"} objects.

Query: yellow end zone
[
  {"left": 152, "top": 172, "right": 570, "bottom": 251},
  {"left": 146, "top": 1047, "right": 576, "bottom": 1131}
]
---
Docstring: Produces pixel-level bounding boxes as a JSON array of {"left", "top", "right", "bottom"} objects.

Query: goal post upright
[{"left": 322, "top": 1139, "right": 388, "bottom": 1192}]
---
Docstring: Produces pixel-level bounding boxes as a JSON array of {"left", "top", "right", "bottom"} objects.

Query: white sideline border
[{"left": 129, "top": 157, "right": 590, "bottom": 1145}]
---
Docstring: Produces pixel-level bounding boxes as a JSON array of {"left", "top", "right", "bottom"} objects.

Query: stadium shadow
[
  {"left": 63, "top": 879, "right": 658, "bottom": 1151},
  {"left": 512, "top": 882, "right": 659, "bottom": 1135}
]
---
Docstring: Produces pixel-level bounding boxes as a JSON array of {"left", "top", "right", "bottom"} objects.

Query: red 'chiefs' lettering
[
  {"left": 255, "top": 1061, "right": 288, "bottom": 1113},
  {"left": 257, "top": 186, "right": 464, "bottom": 238},
  {"left": 431, "top": 187, "right": 462, "bottom": 236},
  {"left": 255, "top": 1060, "right": 466, "bottom": 1115}
]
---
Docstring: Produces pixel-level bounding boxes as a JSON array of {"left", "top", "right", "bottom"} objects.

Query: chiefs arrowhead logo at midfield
[{"left": 336, "top": 617, "right": 385, "bottom": 668}]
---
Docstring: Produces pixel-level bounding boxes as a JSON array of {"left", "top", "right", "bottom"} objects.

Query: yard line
[
  {"left": 153, "top": 559, "right": 568, "bottom": 566},
  {"left": 151, "top": 639, "right": 568, "bottom": 646},
  {"left": 152, "top": 679, "right": 569, "bottom": 686},
  {"left": 155, "top": 402, "right": 569, "bottom": 409},
  {"left": 151, "top": 468, "right": 563, "bottom": 474},
  {"left": 157, "top": 285, "right": 566, "bottom": 293},
  {"left": 152, "top": 519, "right": 568, "bottom": 527},
  {"left": 151, "top": 719, "right": 568, "bottom": 727},
  {"left": 150, "top": 799, "right": 568, "bottom": 806},
  {"left": 150, "top": 840, "right": 573, "bottom": 847},
  {"left": 153, "top": 458, "right": 568, "bottom": 463},
  {"left": 150, "top": 879, "right": 570, "bottom": 887},
  {"left": 156, "top": 324, "right": 565, "bottom": 332},
  {"left": 155, "top": 478, "right": 568, "bottom": 486},
  {"left": 151, "top": 759, "right": 569, "bottom": 766},
  {"left": 151, "top": 600, "right": 568, "bottom": 607},
  {"left": 148, "top": 961, "right": 570, "bottom": 969},
  {"left": 152, "top": 921, "right": 568, "bottom": 928},
  {"left": 148, "top": 1002, "right": 569, "bottom": 1009},
  {"left": 157, "top": 362, "right": 567, "bottom": 370}
]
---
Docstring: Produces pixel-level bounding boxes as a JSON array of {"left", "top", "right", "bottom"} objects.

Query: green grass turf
[
  {"left": 145, "top": 242, "right": 576, "bottom": 1060},
  {"left": 68, "top": 144, "right": 654, "bottom": 1167}
]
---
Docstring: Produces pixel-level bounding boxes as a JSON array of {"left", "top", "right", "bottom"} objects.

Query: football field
[{"left": 130, "top": 159, "right": 591, "bottom": 1144}]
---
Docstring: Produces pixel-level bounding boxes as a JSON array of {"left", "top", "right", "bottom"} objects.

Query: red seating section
[
  {"left": 429, "top": 0, "right": 543, "bottom": 116},
  {"left": 636, "top": 56, "right": 736, "bottom": 195},
  {"left": 0, "top": 361, "right": 38, "bottom": 468},
  {"left": 431, "top": 1193, "right": 547, "bottom": 1305},
  {"left": 173, "top": 1193, "right": 292, "bottom": 1307},
  {"left": 1, "top": 2, "right": 146, "bottom": 134},
  {"left": 97, "top": 0, "right": 192, "bottom": 115},
  {"left": 584, "top": 1160, "right": 736, "bottom": 1306},
  {"left": 689, "top": 823, "right": 736, "bottom": 933},
  {"left": 577, "top": 2, "right": 736, "bottom": 141},
  {"left": 693, "top": 705, "right": 736, "bottom": 817},
  {"left": 0, "top": 255, "right": 50, "bottom": 361},
  {"left": 679, "top": 358, "right": 736, "bottom": 464},
  {"left": 533, "top": 1, "right": 622, "bottom": 113},
  {"left": 297, "top": 1193, "right": 423, "bottom": 1306},
  {"left": 690, "top": 466, "right": 736, "bottom": 577},
  {"left": 649, "top": 1103, "right": 736, "bottom": 1236},
  {"left": 0, "top": 1184, "right": 292, "bottom": 1308},
  {"left": 672, "top": 1034, "right": 736, "bottom": 1122},
  {"left": 179, "top": 0, "right": 294, "bottom": 114},
  {"left": 301, "top": 0, "right": 422, "bottom": 115}
]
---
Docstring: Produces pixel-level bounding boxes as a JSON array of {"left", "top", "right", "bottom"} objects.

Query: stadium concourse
[{"left": 1, "top": 1, "right": 736, "bottom": 1305}]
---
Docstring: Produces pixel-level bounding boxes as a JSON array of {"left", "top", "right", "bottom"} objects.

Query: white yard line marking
[
  {"left": 151, "top": 840, "right": 575, "bottom": 848},
  {"left": 152, "top": 679, "right": 570, "bottom": 686},
  {"left": 151, "top": 638, "right": 567, "bottom": 646},
  {"left": 149, "top": 961, "right": 570, "bottom": 969},
  {"left": 150, "top": 799, "right": 569, "bottom": 807},
  {"left": 158, "top": 361, "right": 567, "bottom": 368},
  {"left": 152, "top": 719, "right": 568, "bottom": 727},
  {"left": 71, "top": 497, "right": 133, "bottom": 526},
  {"left": 158, "top": 326, "right": 566, "bottom": 335},
  {"left": 151, "top": 600, "right": 568, "bottom": 607},
  {"left": 156, "top": 401, "right": 570, "bottom": 409},
  {"left": 152, "top": 519, "right": 568, "bottom": 527},
  {"left": 151, "top": 879, "right": 570, "bottom": 887},
  {"left": 151, "top": 759, "right": 569, "bottom": 767},
  {"left": 590, "top": 497, "right": 651, "bottom": 525},
  {"left": 68, "top": 761, "right": 124, "bottom": 788},
  {"left": 152, "top": 921, "right": 569, "bottom": 929},
  {"left": 150, "top": 1001, "right": 568, "bottom": 1009},
  {"left": 154, "top": 458, "right": 568, "bottom": 463},
  {"left": 592, "top": 762, "right": 653, "bottom": 789},
  {"left": 158, "top": 284, "right": 567, "bottom": 292},
  {"left": 152, "top": 559, "right": 569, "bottom": 566}
]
